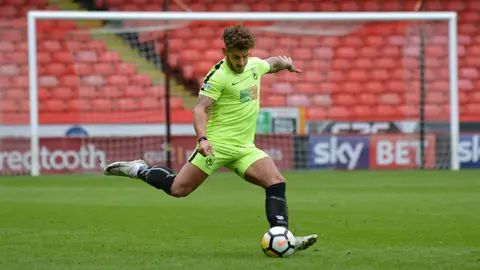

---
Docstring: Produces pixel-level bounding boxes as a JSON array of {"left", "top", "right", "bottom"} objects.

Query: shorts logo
[{"left": 205, "top": 155, "right": 215, "bottom": 166}]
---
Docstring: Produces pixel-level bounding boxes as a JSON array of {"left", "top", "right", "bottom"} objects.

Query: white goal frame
[{"left": 26, "top": 11, "right": 459, "bottom": 176}]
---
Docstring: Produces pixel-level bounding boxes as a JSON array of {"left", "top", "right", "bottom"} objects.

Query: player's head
[{"left": 222, "top": 23, "right": 255, "bottom": 73}]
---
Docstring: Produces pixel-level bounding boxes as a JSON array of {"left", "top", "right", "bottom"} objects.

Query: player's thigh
[
  {"left": 226, "top": 148, "right": 285, "bottom": 188},
  {"left": 170, "top": 162, "right": 208, "bottom": 197},
  {"left": 173, "top": 148, "right": 225, "bottom": 197}
]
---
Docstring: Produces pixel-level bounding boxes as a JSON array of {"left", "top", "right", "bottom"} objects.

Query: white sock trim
[{"left": 130, "top": 163, "right": 144, "bottom": 178}]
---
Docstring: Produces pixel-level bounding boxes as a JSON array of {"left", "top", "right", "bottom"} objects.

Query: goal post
[{"left": 24, "top": 11, "right": 459, "bottom": 176}]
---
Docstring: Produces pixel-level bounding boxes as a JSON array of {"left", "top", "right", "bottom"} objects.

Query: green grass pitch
[{"left": 1, "top": 170, "right": 479, "bottom": 270}]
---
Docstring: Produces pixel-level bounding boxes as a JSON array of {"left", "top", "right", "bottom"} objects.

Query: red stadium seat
[
  {"left": 378, "top": 93, "right": 402, "bottom": 105},
  {"left": 44, "top": 99, "right": 67, "bottom": 112},
  {"left": 99, "top": 86, "right": 122, "bottom": 98},
  {"left": 251, "top": 3, "right": 271, "bottom": 11},
  {"left": 0, "top": 6, "right": 18, "bottom": 18},
  {"left": 91, "top": 99, "right": 113, "bottom": 112},
  {"left": 106, "top": 75, "right": 127, "bottom": 86},
  {"left": 78, "top": 86, "right": 97, "bottom": 99},
  {"left": 38, "top": 76, "right": 59, "bottom": 88},
  {"left": 139, "top": 97, "right": 161, "bottom": 110},
  {"left": 40, "top": 40, "right": 63, "bottom": 52},
  {"left": 99, "top": 51, "right": 121, "bottom": 63},
  {"left": 296, "top": 83, "right": 317, "bottom": 95},
  {"left": 60, "top": 75, "right": 81, "bottom": 88},
  {"left": 0, "top": 65, "right": 20, "bottom": 77},
  {"left": 1, "top": 31, "right": 24, "bottom": 43},
  {"left": 341, "top": 81, "right": 363, "bottom": 94},
  {"left": 329, "top": 106, "right": 351, "bottom": 120},
  {"left": 358, "top": 93, "right": 377, "bottom": 106},
  {"left": 116, "top": 98, "right": 137, "bottom": 111},
  {"left": 85, "top": 40, "right": 107, "bottom": 51},
  {"left": 51, "top": 87, "right": 74, "bottom": 100},
  {"left": 333, "top": 94, "right": 356, "bottom": 106},
  {"left": 352, "top": 105, "right": 373, "bottom": 118},
  {"left": 311, "top": 94, "right": 332, "bottom": 107},
  {"left": 114, "top": 63, "right": 136, "bottom": 76},
  {"left": 317, "top": 1, "right": 339, "bottom": 11},
  {"left": 93, "top": 63, "right": 114, "bottom": 76},
  {"left": 262, "top": 95, "right": 286, "bottom": 107},
  {"left": 0, "top": 41, "right": 14, "bottom": 52},
  {"left": 71, "top": 63, "right": 92, "bottom": 76},
  {"left": 271, "top": 83, "right": 294, "bottom": 94},
  {"left": 466, "top": 103, "right": 480, "bottom": 116},
  {"left": 83, "top": 74, "right": 106, "bottom": 87},
  {"left": 147, "top": 86, "right": 166, "bottom": 97},
  {"left": 124, "top": 85, "right": 145, "bottom": 98},
  {"left": 286, "top": 94, "right": 310, "bottom": 107},
  {"left": 1, "top": 100, "right": 18, "bottom": 113},
  {"left": 305, "top": 107, "right": 327, "bottom": 120},
  {"left": 272, "top": 2, "right": 294, "bottom": 11},
  {"left": 75, "top": 51, "right": 98, "bottom": 63},
  {"left": 169, "top": 97, "right": 184, "bottom": 110},
  {"left": 46, "top": 63, "right": 68, "bottom": 76},
  {"left": 68, "top": 99, "right": 90, "bottom": 112},
  {"left": 340, "top": 1, "right": 360, "bottom": 11},
  {"left": 38, "top": 87, "right": 50, "bottom": 100}
]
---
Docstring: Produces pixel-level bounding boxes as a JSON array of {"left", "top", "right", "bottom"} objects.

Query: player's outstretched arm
[
  {"left": 265, "top": 56, "right": 302, "bottom": 74},
  {"left": 193, "top": 95, "right": 215, "bottom": 156}
]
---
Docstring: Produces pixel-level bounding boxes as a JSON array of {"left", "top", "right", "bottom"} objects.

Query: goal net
[{"left": 2, "top": 11, "right": 458, "bottom": 176}]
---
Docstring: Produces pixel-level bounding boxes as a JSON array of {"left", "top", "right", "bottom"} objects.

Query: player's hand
[
  {"left": 198, "top": 140, "right": 214, "bottom": 157},
  {"left": 279, "top": 55, "right": 302, "bottom": 73}
]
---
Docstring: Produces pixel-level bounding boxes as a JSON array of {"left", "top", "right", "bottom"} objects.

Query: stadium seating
[
  {"left": 95, "top": 0, "right": 480, "bottom": 122},
  {"left": 0, "top": 0, "right": 188, "bottom": 124},
  {"left": 1, "top": 0, "right": 480, "bottom": 124}
]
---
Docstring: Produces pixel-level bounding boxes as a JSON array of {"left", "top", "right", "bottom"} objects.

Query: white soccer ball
[{"left": 261, "top": 226, "right": 296, "bottom": 258}]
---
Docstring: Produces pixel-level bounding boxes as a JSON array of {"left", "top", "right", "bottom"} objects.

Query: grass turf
[{"left": 0, "top": 170, "right": 479, "bottom": 270}]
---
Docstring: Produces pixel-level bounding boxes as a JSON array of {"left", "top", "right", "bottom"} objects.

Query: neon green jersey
[{"left": 199, "top": 57, "right": 271, "bottom": 146}]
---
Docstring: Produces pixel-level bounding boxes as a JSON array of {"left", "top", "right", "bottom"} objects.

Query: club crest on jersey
[
  {"left": 239, "top": 85, "right": 258, "bottom": 103},
  {"left": 252, "top": 69, "right": 258, "bottom": 80}
]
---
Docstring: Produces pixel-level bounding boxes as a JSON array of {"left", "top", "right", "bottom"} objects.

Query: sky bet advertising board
[
  {"left": 307, "top": 134, "right": 437, "bottom": 170},
  {"left": 459, "top": 134, "right": 480, "bottom": 169}
]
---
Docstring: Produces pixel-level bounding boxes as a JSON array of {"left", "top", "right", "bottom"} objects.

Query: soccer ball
[{"left": 261, "top": 226, "right": 296, "bottom": 258}]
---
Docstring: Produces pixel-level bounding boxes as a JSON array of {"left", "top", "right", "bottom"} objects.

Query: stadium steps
[
  {"left": 96, "top": 34, "right": 197, "bottom": 108},
  {"left": 48, "top": 0, "right": 197, "bottom": 109},
  {"left": 48, "top": 0, "right": 103, "bottom": 28}
]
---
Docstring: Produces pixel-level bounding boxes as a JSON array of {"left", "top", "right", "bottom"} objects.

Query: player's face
[{"left": 223, "top": 47, "right": 249, "bottom": 73}]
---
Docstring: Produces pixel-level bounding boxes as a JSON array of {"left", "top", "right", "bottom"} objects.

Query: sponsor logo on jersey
[{"left": 239, "top": 85, "right": 258, "bottom": 103}]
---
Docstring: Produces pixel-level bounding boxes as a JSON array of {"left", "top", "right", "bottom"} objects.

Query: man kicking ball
[{"left": 104, "top": 24, "right": 317, "bottom": 252}]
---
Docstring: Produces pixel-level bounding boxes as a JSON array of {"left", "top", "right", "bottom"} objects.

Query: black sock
[
  {"left": 137, "top": 166, "right": 176, "bottom": 195},
  {"left": 265, "top": 182, "right": 289, "bottom": 228}
]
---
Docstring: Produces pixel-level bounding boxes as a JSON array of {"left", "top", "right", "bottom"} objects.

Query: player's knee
[
  {"left": 169, "top": 182, "right": 193, "bottom": 198},
  {"left": 169, "top": 186, "right": 190, "bottom": 198},
  {"left": 267, "top": 175, "right": 285, "bottom": 187}
]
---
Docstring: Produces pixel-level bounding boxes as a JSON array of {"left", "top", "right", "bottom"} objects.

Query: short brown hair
[{"left": 222, "top": 23, "right": 256, "bottom": 50}]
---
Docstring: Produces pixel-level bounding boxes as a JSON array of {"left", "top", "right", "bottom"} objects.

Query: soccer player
[{"left": 104, "top": 24, "right": 317, "bottom": 252}]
